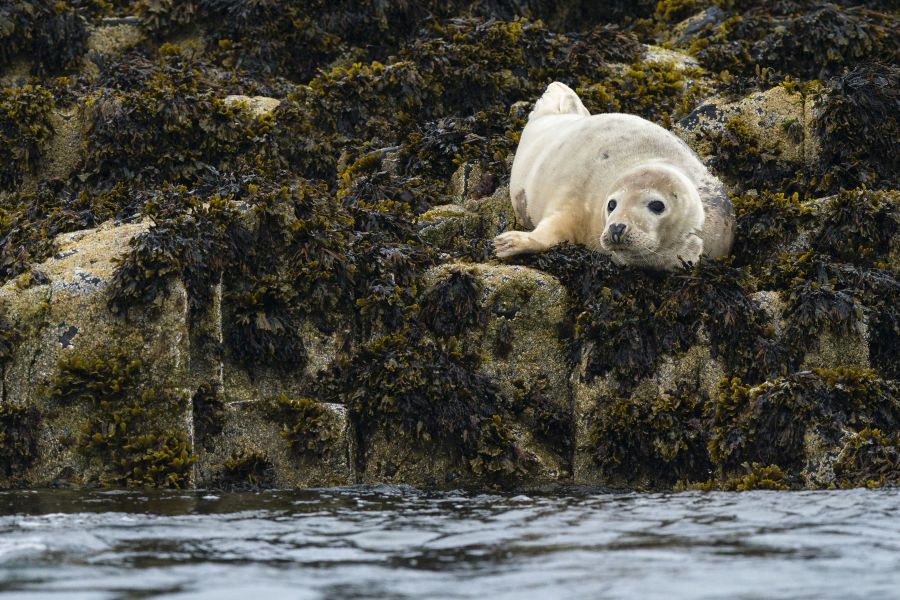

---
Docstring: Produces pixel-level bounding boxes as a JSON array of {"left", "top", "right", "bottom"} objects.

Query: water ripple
[{"left": 0, "top": 488, "right": 897, "bottom": 599}]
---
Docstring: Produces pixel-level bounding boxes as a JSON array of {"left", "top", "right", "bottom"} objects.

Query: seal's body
[{"left": 494, "top": 82, "right": 734, "bottom": 270}]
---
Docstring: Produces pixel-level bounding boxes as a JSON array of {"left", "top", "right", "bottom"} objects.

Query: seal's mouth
[
  {"left": 599, "top": 232, "right": 637, "bottom": 253},
  {"left": 598, "top": 231, "right": 664, "bottom": 264}
]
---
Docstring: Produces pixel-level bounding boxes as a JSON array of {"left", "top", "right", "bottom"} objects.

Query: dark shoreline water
[{"left": 1, "top": 487, "right": 898, "bottom": 599}]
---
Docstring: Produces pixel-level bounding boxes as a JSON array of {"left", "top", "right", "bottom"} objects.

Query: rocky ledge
[{"left": 0, "top": 1, "right": 897, "bottom": 491}]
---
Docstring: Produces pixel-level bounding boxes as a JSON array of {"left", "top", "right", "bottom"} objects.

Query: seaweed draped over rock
[
  {"left": 48, "top": 350, "right": 194, "bottom": 488},
  {"left": 280, "top": 16, "right": 645, "bottom": 175},
  {"left": 323, "top": 330, "right": 501, "bottom": 446},
  {"left": 321, "top": 329, "right": 525, "bottom": 481},
  {"left": 0, "top": 85, "right": 55, "bottom": 191},
  {"left": 215, "top": 450, "right": 275, "bottom": 491},
  {"left": 0, "top": 185, "right": 95, "bottom": 282},
  {"left": 0, "top": 402, "right": 39, "bottom": 483},
  {"left": 420, "top": 270, "right": 485, "bottom": 339},
  {"left": 0, "top": 1, "right": 88, "bottom": 75},
  {"left": 192, "top": 382, "right": 226, "bottom": 451},
  {"left": 81, "top": 53, "right": 275, "bottom": 192},
  {"left": 108, "top": 187, "right": 233, "bottom": 317},
  {"left": 710, "top": 369, "right": 900, "bottom": 475},
  {"left": 812, "top": 63, "right": 899, "bottom": 192},
  {"left": 673, "top": 2, "right": 898, "bottom": 81},
  {"left": 585, "top": 367, "right": 900, "bottom": 490},
  {"left": 520, "top": 249, "right": 784, "bottom": 390},
  {"left": 135, "top": 0, "right": 652, "bottom": 78},
  {"left": 269, "top": 396, "right": 336, "bottom": 458}
]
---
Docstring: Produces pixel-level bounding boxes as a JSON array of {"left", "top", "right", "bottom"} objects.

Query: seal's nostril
[{"left": 608, "top": 223, "right": 626, "bottom": 243}]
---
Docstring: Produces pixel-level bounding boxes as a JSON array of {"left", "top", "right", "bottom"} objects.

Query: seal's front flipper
[
  {"left": 493, "top": 213, "right": 575, "bottom": 258},
  {"left": 493, "top": 231, "right": 542, "bottom": 257},
  {"left": 529, "top": 82, "right": 590, "bottom": 120}
]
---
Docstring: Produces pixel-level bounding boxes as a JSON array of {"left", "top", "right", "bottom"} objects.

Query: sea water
[{"left": 0, "top": 487, "right": 897, "bottom": 599}]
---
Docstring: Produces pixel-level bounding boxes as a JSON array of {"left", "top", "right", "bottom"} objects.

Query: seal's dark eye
[
  {"left": 648, "top": 200, "right": 665, "bottom": 214},
  {"left": 607, "top": 199, "right": 617, "bottom": 212}
]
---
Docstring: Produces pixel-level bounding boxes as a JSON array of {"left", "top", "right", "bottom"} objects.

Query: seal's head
[{"left": 593, "top": 162, "right": 705, "bottom": 270}]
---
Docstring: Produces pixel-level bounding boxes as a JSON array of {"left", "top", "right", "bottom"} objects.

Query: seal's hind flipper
[{"left": 529, "top": 82, "right": 590, "bottom": 120}]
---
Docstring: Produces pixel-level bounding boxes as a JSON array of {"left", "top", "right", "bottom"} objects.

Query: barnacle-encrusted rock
[
  {"left": 642, "top": 45, "right": 700, "bottom": 70},
  {"left": 85, "top": 22, "right": 144, "bottom": 57},
  {"left": 41, "top": 107, "right": 84, "bottom": 184}
]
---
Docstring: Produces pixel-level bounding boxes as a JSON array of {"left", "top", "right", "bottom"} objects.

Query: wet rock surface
[{"left": 0, "top": 1, "right": 897, "bottom": 491}]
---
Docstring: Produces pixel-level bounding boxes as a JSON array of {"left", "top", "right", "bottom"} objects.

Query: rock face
[
  {"left": 676, "top": 86, "right": 818, "bottom": 170},
  {"left": 0, "top": 222, "right": 192, "bottom": 486},
  {"left": 1, "top": 206, "right": 892, "bottom": 490},
  {"left": 0, "top": 2, "right": 897, "bottom": 491}
]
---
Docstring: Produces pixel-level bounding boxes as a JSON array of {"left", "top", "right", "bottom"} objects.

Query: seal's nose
[{"left": 608, "top": 223, "right": 626, "bottom": 243}]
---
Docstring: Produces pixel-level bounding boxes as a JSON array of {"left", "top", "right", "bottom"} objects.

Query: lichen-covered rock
[
  {"left": 223, "top": 95, "right": 281, "bottom": 118},
  {"left": 676, "top": 86, "right": 817, "bottom": 192}
]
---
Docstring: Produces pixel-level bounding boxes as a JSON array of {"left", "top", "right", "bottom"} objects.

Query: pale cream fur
[{"left": 494, "top": 82, "right": 734, "bottom": 270}]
